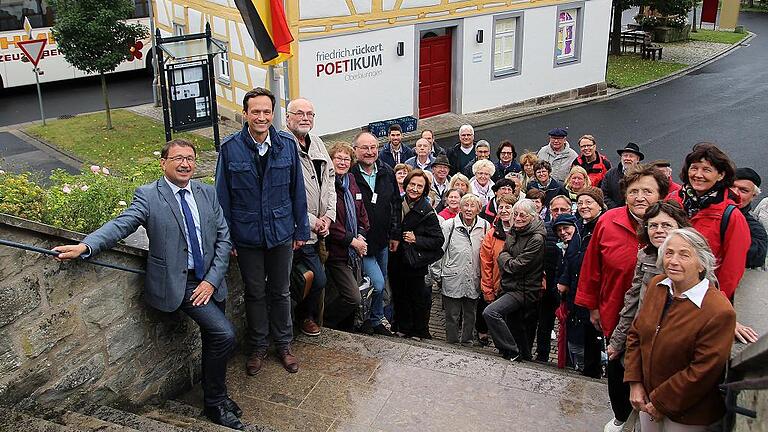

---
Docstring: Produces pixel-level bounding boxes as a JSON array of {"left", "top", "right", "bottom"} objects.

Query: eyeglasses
[
  {"left": 580, "top": 144, "right": 595, "bottom": 148},
  {"left": 164, "top": 155, "right": 196, "bottom": 164},
  {"left": 287, "top": 111, "right": 316, "bottom": 119},
  {"left": 500, "top": 151, "right": 514, "bottom": 155},
  {"left": 333, "top": 156, "right": 351, "bottom": 163},
  {"left": 647, "top": 222, "right": 676, "bottom": 232},
  {"left": 512, "top": 211, "right": 531, "bottom": 219}
]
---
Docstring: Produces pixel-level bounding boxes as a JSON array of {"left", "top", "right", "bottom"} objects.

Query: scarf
[
  {"left": 340, "top": 174, "right": 359, "bottom": 264},
  {"left": 470, "top": 177, "right": 493, "bottom": 206},
  {"left": 681, "top": 184, "right": 724, "bottom": 218}
]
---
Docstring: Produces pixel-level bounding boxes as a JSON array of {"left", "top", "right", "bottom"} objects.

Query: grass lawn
[
  {"left": 689, "top": 29, "right": 748, "bottom": 44},
  {"left": 25, "top": 109, "right": 214, "bottom": 170},
  {"left": 606, "top": 54, "right": 687, "bottom": 89}
]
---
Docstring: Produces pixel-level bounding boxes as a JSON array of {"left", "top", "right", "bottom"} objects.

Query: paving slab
[{"left": 179, "top": 328, "right": 611, "bottom": 431}]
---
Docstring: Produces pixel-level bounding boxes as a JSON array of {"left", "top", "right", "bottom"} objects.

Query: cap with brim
[
  {"left": 432, "top": 155, "right": 451, "bottom": 168},
  {"left": 617, "top": 142, "right": 645, "bottom": 161},
  {"left": 548, "top": 127, "right": 568, "bottom": 138},
  {"left": 735, "top": 167, "right": 762, "bottom": 187},
  {"left": 553, "top": 213, "right": 577, "bottom": 228}
]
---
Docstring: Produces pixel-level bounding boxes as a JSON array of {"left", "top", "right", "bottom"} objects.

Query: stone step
[
  {"left": 82, "top": 405, "right": 188, "bottom": 432},
  {"left": 161, "top": 400, "right": 277, "bottom": 432},
  {"left": 0, "top": 407, "right": 80, "bottom": 432},
  {"left": 59, "top": 411, "right": 141, "bottom": 432}
]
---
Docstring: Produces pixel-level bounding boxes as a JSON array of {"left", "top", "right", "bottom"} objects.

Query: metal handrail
[{"left": 0, "top": 238, "right": 146, "bottom": 275}]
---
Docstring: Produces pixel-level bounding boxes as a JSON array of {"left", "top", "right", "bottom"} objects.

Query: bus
[{"left": 0, "top": 0, "right": 153, "bottom": 89}]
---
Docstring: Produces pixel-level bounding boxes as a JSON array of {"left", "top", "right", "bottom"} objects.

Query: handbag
[{"left": 403, "top": 242, "right": 444, "bottom": 269}]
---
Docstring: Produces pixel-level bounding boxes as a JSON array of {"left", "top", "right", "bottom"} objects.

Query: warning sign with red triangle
[{"left": 17, "top": 39, "right": 47, "bottom": 67}]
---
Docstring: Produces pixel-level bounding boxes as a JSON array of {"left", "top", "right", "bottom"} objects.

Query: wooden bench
[{"left": 642, "top": 44, "right": 663, "bottom": 60}]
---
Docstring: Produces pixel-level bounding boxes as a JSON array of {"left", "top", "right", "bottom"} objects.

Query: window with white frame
[
  {"left": 556, "top": 8, "right": 578, "bottom": 62},
  {"left": 173, "top": 23, "right": 185, "bottom": 36},
  {"left": 215, "top": 41, "right": 230, "bottom": 83},
  {"left": 493, "top": 15, "right": 522, "bottom": 78}
]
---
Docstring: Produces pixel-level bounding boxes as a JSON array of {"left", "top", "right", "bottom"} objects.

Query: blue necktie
[{"left": 178, "top": 189, "right": 205, "bottom": 281}]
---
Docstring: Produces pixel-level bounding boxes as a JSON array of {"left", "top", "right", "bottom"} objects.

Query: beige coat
[{"left": 291, "top": 132, "right": 337, "bottom": 244}]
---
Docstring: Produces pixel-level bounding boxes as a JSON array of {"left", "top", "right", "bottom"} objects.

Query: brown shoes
[
  {"left": 245, "top": 349, "right": 267, "bottom": 376},
  {"left": 277, "top": 346, "right": 299, "bottom": 373},
  {"left": 300, "top": 318, "right": 321, "bottom": 336}
]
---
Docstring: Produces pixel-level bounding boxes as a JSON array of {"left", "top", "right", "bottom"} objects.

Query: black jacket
[
  {"left": 558, "top": 213, "right": 601, "bottom": 319},
  {"left": 526, "top": 178, "right": 568, "bottom": 210},
  {"left": 498, "top": 217, "right": 547, "bottom": 294},
  {"left": 742, "top": 206, "right": 768, "bottom": 268},
  {"left": 350, "top": 160, "right": 402, "bottom": 253},
  {"left": 601, "top": 165, "right": 625, "bottom": 209},
  {"left": 446, "top": 142, "right": 476, "bottom": 175},
  {"left": 543, "top": 221, "right": 562, "bottom": 296},
  {"left": 396, "top": 196, "right": 445, "bottom": 274}
]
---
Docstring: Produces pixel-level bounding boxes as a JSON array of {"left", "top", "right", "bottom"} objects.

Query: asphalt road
[
  {"left": 0, "top": 70, "right": 153, "bottom": 127},
  {"left": 437, "top": 12, "right": 768, "bottom": 187}
]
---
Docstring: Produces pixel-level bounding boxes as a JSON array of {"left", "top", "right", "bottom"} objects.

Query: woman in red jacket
[
  {"left": 575, "top": 164, "right": 669, "bottom": 432},
  {"left": 666, "top": 143, "right": 753, "bottom": 343}
]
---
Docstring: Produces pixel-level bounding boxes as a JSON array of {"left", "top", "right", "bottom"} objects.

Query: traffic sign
[{"left": 17, "top": 39, "right": 47, "bottom": 67}]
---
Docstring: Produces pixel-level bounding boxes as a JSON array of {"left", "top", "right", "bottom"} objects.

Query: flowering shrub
[
  {"left": 635, "top": 14, "right": 688, "bottom": 29},
  {"left": 1, "top": 159, "right": 166, "bottom": 233},
  {"left": 0, "top": 172, "right": 46, "bottom": 221}
]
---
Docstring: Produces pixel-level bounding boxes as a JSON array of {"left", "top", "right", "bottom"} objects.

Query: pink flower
[
  {"left": 90, "top": 165, "right": 100, "bottom": 173},
  {"left": 102, "top": 167, "right": 110, "bottom": 175},
  {"left": 80, "top": 185, "right": 89, "bottom": 191},
  {"left": 0, "top": 170, "right": 5, "bottom": 175},
  {"left": 62, "top": 185, "right": 72, "bottom": 194}
]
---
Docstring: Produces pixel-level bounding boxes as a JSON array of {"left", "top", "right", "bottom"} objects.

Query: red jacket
[
  {"left": 666, "top": 191, "right": 750, "bottom": 299},
  {"left": 575, "top": 207, "right": 641, "bottom": 337},
  {"left": 572, "top": 152, "right": 612, "bottom": 187}
]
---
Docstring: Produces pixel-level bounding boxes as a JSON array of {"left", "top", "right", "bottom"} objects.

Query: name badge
[
  {"left": 355, "top": 193, "right": 362, "bottom": 200},
  {"left": 371, "top": 193, "right": 378, "bottom": 204}
]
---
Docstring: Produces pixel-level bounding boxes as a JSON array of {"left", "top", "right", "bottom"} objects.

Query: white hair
[
  {"left": 472, "top": 159, "right": 496, "bottom": 176},
  {"left": 512, "top": 198, "right": 538, "bottom": 218},
  {"left": 656, "top": 228, "right": 718, "bottom": 286},
  {"left": 476, "top": 140, "right": 490, "bottom": 150},
  {"left": 460, "top": 193, "right": 482, "bottom": 210},
  {"left": 459, "top": 124, "right": 474, "bottom": 135}
]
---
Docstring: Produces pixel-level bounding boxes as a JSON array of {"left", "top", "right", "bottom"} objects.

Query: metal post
[
  {"left": 147, "top": 0, "right": 160, "bottom": 106},
  {"left": 34, "top": 67, "right": 45, "bottom": 125},
  {"left": 156, "top": 29, "right": 172, "bottom": 142},
  {"left": 269, "top": 66, "right": 283, "bottom": 131},
  {"left": 205, "top": 23, "right": 221, "bottom": 151}
]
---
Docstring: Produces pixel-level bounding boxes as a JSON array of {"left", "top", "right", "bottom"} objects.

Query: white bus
[{"left": 0, "top": 0, "right": 153, "bottom": 89}]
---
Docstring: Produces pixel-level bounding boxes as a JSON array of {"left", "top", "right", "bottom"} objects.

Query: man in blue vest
[{"left": 215, "top": 87, "right": 310, "bottom": 376}]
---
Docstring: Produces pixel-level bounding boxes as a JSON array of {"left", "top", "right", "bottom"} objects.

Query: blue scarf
[{"left": 341, "top": 174, "right": 359, "bottom": 264}]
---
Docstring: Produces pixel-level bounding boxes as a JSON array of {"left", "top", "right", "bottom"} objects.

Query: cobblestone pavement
[{"left": 659, "top": 40, "right": 735, "bottom": 65}]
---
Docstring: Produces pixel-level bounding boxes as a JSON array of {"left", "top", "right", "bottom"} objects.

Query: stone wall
[{"left": 0, "top": 214, "right": 245, "bottom": 411}]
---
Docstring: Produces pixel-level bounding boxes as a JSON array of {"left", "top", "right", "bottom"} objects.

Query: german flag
[{"left": 234, "top": 0, "right": 293, "bottom": 65}]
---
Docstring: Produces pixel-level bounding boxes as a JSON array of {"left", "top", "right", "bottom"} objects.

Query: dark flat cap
[
  {"left": 650, "top": 159, "right": 671, "bottom": 168},
  {"left": 553, "top": 213, "right": 578, "bottom": 228},
  {"left": 617, "top": 142, "right": 644, "bottom": 161},
  {"left": 548, "top": 128, "right": 568, "bottom": 137},
  {"left": 432, "top": 155, "right": 451, "bottom": 168},
  {"left": 492, "top": 178, "right": 516, "bottom": 192},
  {"left": 735, "top": 167, "right": 761, "bottom": 187}
]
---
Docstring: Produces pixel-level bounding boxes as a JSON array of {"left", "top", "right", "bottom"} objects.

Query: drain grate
[{"left": 57, "top": 114, "right": 77, "bottom": 120}]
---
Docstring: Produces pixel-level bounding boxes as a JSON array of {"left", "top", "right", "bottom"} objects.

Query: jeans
[
  {"left": 362, "top": 246, "right": 388, "bottom": 326},
  {"left": 180, "top": 277, "right": 236, "bottom": 407},
  {"left": 237, "top": 242, "right": 293, "bottom": 351},
  {"left": 483, "top": 290, "right": 538, "bottom": 358},
  {"left": 295, "top": 243, "right": 326, "bottom": 322}
]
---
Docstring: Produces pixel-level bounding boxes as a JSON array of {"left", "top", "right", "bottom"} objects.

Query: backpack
[{"left": 720, "top": 204, "right": 737, "bottom": 244}]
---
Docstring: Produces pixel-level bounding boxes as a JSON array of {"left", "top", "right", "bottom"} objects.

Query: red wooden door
[{"left": 419, "top": 34, "right": 452, "bottom": 118}]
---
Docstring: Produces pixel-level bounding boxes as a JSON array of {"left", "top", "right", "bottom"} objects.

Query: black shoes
[
  {"left": 224, "top": 397, "right": 243, "bottom": 418},
  {"left": 372, "top": 323, "right": 394, "bottom": 336},
  {"left": 204, "top": 401, "right": 244, "bottom": 430},
  {"left": 501, "top": 349, "right": 521, "bottom": 362}
]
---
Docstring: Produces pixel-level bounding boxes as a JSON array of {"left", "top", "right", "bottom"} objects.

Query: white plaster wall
[
  {"left": 459, "top": 0, "right": 610, "bottom": 113},
  {"left": 401, "top": 0, "right": 441, "bottom": 8},
  {"left": 300, "top": 0, "right": 351, "bottom": 19},
  {"left": 298, "top": 26, "right": 417, "bottom": 135},
  {"left": 188, "top": 8, "right": 202, "bottom": 33},
  {"left": 212, "top": 16, "right": 226, "bottom": 37}
]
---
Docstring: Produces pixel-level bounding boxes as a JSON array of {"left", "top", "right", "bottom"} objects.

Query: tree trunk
[
  {"left": 692, "top": 1, "right": 698, "bottom": 32},
  {"left": 100, "top": 72, "right": 112, "bottom": 130},
  {"left": 610, "top": 0, "right": 623, "bottom": 55}
]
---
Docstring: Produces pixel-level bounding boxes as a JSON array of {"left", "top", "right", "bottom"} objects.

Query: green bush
[
  {"left": 43, "top": 169, "right": 138, "bottom": 233},
  {"left": 0, "top": 172, "right": 46, "bottom": 221}
]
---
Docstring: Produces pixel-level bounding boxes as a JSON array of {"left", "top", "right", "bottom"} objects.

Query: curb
[{"left": 427, "top": 31, "right": 756, "bottom": 138}]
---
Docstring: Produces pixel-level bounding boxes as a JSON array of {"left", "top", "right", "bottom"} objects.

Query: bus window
[
  {"left": 132, "top": 0, "right": 150, "bottom": 19},
  {"left": 0, "top": 0, "right": 55, "bottom": 31}
]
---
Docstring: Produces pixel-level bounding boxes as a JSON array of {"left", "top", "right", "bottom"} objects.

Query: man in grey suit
[{"left": 53, "top": 139, "right": 243, "bottom": 430}]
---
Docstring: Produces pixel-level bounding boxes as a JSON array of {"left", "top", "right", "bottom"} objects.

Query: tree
[
  {"left": 610, "top": 0, "right": 640, "bottom": 55},
  {"left": 50, "top": 0, "right": 147, "bottom": 129}
]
